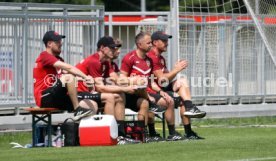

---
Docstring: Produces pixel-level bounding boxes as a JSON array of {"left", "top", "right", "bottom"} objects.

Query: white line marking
[{"left": 227, "top": 157, "right": 276, "bottom": 161}]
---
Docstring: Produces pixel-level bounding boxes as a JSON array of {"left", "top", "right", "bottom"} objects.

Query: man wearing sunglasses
[{"left": 75, "top": 36, "right": 140, "bottom": 144}]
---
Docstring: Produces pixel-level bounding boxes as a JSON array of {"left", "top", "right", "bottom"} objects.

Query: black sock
[
  {"left": 168, "top": 124, "right": 176, "bottom": 135},
  {"left": 184, "top": 124, "right": 192, "bottom": 135},
  {"left": 117, "top": 120, "right": 125, "bottom": 137},
  {"left": 183, "top": 100, "right": 193, "bottom": 110},
  {"left": 148, "top": 123, "right": 156, "bottom": 136}
]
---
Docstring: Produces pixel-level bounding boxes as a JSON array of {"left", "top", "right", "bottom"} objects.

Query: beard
[
  {"left": 52, "top": 48, "right": 61, "bottom": 56},
  {"left": 142, "top": 47, "right": 151, "bottom": 53},
  {"left": 159, "top": 46, "right": 167, "bottom": 53}
]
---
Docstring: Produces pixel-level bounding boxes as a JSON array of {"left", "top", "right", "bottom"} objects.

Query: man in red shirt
[
  {"left": 75, "top": 36, "right": 140, "bottom": 144},
  {"left": 120, "top": 32, "right": 156, "bottom": 123},
  {"left": 147, "top": 31, "right": 206, "bottom": 139},
  {"left": 103, "top": 38, "right": 121, "bottom": 84},
  {"left": 33, "top": 30, "right": 96, "bottom": 121},
  {"left": 120, "top": 32, "right": 184, "bottom": 142}
]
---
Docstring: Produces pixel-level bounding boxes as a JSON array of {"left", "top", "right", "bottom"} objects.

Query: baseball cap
[
  {"left": 97, "top": 36, "right": 122, "bottom": 49},
  {"left": 42, "top": 31, "right": 65, "bottom": 44},
  {"left": 151, "top": 31, "right": 172, "bottom": 41}
]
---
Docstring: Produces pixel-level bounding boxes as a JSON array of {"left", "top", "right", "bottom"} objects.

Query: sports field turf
[{"left": 1, "top": 125, "right": 276, "bottom": 161}]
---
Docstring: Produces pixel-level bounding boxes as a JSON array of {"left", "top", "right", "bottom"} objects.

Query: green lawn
[{"left": 1, "top": 127, "right": 276, "bottom": 161}]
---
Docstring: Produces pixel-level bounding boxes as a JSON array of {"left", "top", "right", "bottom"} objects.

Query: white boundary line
[{"left": 227, "top": 157, "right": 276, "bottom": 161}]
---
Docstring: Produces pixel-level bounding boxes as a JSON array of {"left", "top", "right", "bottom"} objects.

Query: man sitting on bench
[{"left": 33, "top": 30, "right": 97, "bottom": 121}]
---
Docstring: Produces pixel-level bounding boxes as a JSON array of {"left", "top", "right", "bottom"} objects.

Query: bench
[{"left": 25, "top": 107, "right": 63, "bottom": 147}]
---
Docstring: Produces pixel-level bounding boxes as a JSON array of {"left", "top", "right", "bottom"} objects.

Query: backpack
[{"left": 60, "top": 118, "right": 80, "bottom": 146}]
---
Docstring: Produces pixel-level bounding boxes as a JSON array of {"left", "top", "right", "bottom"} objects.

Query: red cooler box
[{"left": 79, "top": 115, "right": 118, "bottom": 146}]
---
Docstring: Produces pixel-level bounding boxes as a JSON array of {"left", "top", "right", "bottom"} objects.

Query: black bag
[
  {"left": 125, "top": 120, "right": 145, "bottom": 142},
  {"left": 60, "top": 118, "right": 80, "bottom": 146}
]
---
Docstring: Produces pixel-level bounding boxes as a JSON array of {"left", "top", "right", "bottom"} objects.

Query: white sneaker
[{"left": 184, "top": 105, "right": 206, "bottom": 118}]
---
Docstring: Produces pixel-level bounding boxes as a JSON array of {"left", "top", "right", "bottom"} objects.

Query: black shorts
[
  {"left": 148, "top": 93, "right": 162, "bottom": 103},
  {"left": 166, "top": 91, "right": 182, "bottom": 109},
  {"left": 125, "top": 93, "right": 142, "bottom": 112},
  {"left": 149, "top": 91, "right": 182, "bottom": 109},
  {"left": 41, "top": 79, "right": 74, "bottom": 112},
  {"left": 77, "top": 92, "right": 102, "bottom": 106},
  {"left": 161, "top": 82, "right": 174, "bottom": 91}
]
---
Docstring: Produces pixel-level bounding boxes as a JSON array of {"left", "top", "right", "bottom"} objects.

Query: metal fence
[
  {"left": 0, "top": 3, "right": 104, "bottom": 107},
  {"left": 178, "top": 13, "right": 276, "bottom": 105},
  {"left": 105, "top": 11, "right": 276, "bottom": 105},
  {"left": 1, "top": 3, "right": 276, "bottom": 109},
  {"left": 104, "top": 12, "right": 171, "bottom": 68}
]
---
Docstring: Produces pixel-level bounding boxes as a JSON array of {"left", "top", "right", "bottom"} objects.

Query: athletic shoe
[
  {"left": 185, "top": 131, "right": 205, "bottom": 140},
  {"left": 184, "top": 105, "right": 206, "bottom": 118},
  {"left": 149, "top": 133, "right": 166, "bottom": 142},
  {"left": 117, "top": 136, "right": 142, "bottom": 145},
  {"left": 149, "top": 101, "right": 165, "bottom": 113},
  {"left": 145, "top": 136, "right": 155, "bottom": 143},
  {"left": 167, "top": 131, "right": 184, "bottom": 141},
  {"left": 73, "top": 106, "right": 94, "bottom": 121}
]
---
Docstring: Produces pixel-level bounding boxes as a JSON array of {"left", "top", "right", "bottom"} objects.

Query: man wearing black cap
[
  {"left": 147, "top": 31, "right": 206, "bottom": 139},
  {"left": 103, "top": 38, "right": 122, "bottom": 83},
  {"left": 75, "top": 36, "right": 141, "bottom": 144},
  {"left": 33, "top": 30, "right": 96, "bottom": 121}
]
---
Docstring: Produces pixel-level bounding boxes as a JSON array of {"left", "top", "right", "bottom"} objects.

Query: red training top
[
  {"left": 120, "top": 50, "right": 155, "bottom": 93},
  {"left": 33, "top": 51, "right": 63, "bottom": 106},
  {"left": 104, "top": 61, "right": 119, "bottom": 78},
  {"left": 75, "top": 52, "right": 109, "bottom": 92},
  {"left": 147, "top": 50, "right": 170, "bottom": 88}
]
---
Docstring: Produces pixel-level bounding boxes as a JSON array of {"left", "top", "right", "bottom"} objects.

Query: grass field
[{"left": 1, "top": 117, "right": 276, "bottom": 161}]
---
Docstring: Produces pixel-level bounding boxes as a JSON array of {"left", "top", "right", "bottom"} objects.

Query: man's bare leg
[
  {"left": 60, "top": 74, "right": 79, "bottom": 109},
  {"left": 101, "top": 93, "right": 115, "bottom": 115},
  {"left": 172, "top": 78, "right": 206, "bottom": 118},
  {"left": 180, "top": 104, "right": 204, "bottom": 139},
  {"left": 137, "top": 98, "right": 149, "bottom": 125}
]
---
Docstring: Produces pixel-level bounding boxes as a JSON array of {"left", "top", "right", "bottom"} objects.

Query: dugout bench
[{"left": 25, "top": 107, "right": 63, "bottom": 147}]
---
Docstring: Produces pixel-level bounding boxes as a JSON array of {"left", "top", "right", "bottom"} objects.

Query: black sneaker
[
  {"left": 184, "top": 105, "right": 206, "bottom": 118},
  {"left": 73, "top": 106, "right": 94, "bottom": 121},
  {"left": 117, "top": 136, "right": 142, "bottom": 145},
  {"left": 185, "top": 131, "right": 205, "bottom": 140},
  {"left": 149, "top": 133, "right": 166, "bottom": 142},
  {"left": 149, "top": 101, "right": 165, "bottom": 113},
  {"left": 167, "top": 131, "right": 184, "bottom": 141}
]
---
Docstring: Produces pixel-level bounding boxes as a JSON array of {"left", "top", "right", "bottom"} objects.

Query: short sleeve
[
  {"left": 120, "top": 55, "right": 132, "bottom": 76},
  {"left": 87, "top": 60, "right": 103, "bottom": 78},
  {"left": 40, "top": 53, "right": 59, "bottom": 67},
  {"left": 151, "top": 56, "right": 163, "bottom": 72}
]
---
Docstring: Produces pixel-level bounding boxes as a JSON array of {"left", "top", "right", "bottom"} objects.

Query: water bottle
[
  {"left": 62, "top": 134, "right": 65, "bottom": 147},
  {"left": 56, "top": 126, "right": 62, "bottom": 148},
  {"left": 44, "top": 135, "right": 48, "bottom": 147}
]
